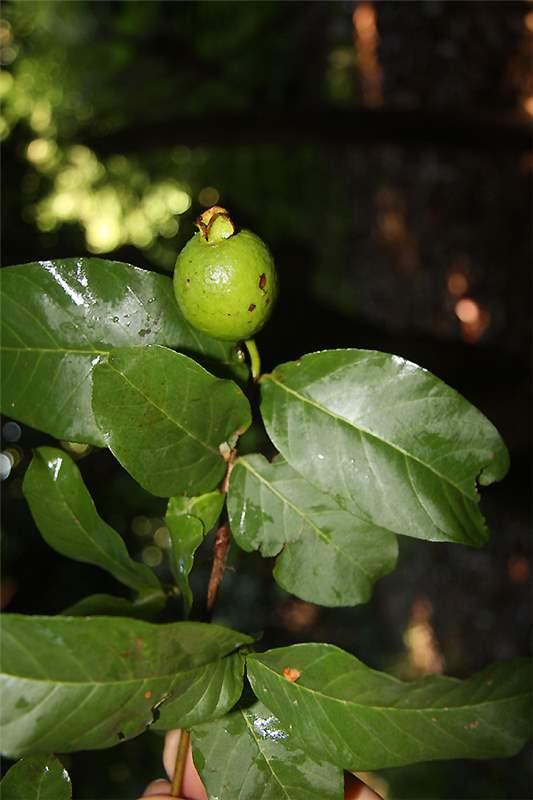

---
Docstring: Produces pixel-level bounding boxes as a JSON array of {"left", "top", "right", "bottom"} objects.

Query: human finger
[
  {"left": 345, "top": 771, "right": 383, "bottom": 799},
  {"left": 163, "top": 729, "right": 208, "bottom": 800},
  {"left": 137, "top": 777, "right": 173, "bottom": 798}
]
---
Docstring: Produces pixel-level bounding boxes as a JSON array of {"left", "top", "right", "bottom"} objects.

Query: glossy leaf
[
  {"left": 23, "top": 447, "right": 161, "bottom": 595},
  {"left": 1, "top": 614, "right": 252, "bottom": 758},
  {"left": 166, "top": 491, "right": 225, "bottom": 615},
  {"left": 247, "top": 644, "right": 532, "bottom": 771},
  {"left": 62, "top": 592, "right": 165, "bottom": 621},
  {"left": 153, "top": 654, "right": 245, "bottom": 730},
  {"left": 0, "top": 258, "right": 244, "bottom": 445},
  {"left": 0, "top": 753, "right": 72, "bottom": 800},
  {"left": 192, "top": 699, "right": 343, "bottom": 800},
  {"left": 261, "top": 350, "right": 509, "bottom": 546},
  {"left": 92, "top": 345, "right": 251, "bottom": 497},
  {"left": 227, "top": 454, "right": 398, "bottom": 606}
]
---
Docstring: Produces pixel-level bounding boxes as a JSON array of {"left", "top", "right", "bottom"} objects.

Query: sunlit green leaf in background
[
  {"left": 0, "top": 753, "right": 72, "bottom": 800},
  {"left": 23, "top": 446, "right": 161, "bottom": 596},
  {"left": 247, "top": 644, "right": 532, "bottom": 770},
  {"left": 153, "top": 654, "right": 245, "bottom": 731},
  {"left": 228, "top": 454, "right": 398, "bottom": 606},
  {"left": 92, "top": 345, "right": 251, "bottom": 497},
  {"left": 261, "top": 350, "right": 509, "bottom": 546},
  {"left": 0, "top": 259, "right": 245, "bottom": 445},
  {"left": 166, "top": 491, "right": 225, "bottom": 616},
  {"left": 1, "top": 615, "right": 252, "bottom": 758},
  {"left": 192, "top": 699, "right": 343, "bottom": 800}
]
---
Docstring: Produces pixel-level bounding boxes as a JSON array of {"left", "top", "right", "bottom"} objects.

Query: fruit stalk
[{"left": 170, "top": 729, "right": 190, "bottom": 797}]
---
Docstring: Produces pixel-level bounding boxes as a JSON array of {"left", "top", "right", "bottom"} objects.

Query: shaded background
[{"left": 1, "top": 2, "right": 531, "bottom": 798}]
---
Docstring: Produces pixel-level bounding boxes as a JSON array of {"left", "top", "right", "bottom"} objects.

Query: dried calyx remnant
[{"left": 195, "top": 206, "right": 235, "bottom": 243}]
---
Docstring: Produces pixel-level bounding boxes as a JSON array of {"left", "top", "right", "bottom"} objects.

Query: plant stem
[
  {"left": 206, "top": 448, "right": 236, "bottom": 614},
  {"left": 244, "top": 338, "right": 261, "bottom": 381},
  {"left": 171, "top": 729, "right": 190, "bottom": 797},
  {"left": 206, "top": 521, "right": 230, "bottom": 612}
]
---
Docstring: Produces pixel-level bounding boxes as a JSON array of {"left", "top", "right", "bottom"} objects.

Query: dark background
[{"left": 1, "top": 2, "right": 531, "bottom": 798}]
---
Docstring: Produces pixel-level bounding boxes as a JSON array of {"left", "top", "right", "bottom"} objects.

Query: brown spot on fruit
[
  {"left": 248, "top": 303, "right": 256, "bottom": 312},
  {"left": 283, "top": 667, "right": 302, "bottom": 682},
  {"left": 259, "top": 273, "right": 267, "bottom": 290}
]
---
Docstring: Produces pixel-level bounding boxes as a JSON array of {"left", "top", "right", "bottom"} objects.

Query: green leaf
[
  {"left": 1, "top": 615, "right": 252, "bottom": 758},
  {"left": 247, "top": 645, "right": 532, "bottom": 771},
  {"left": 92, "top": 345, "right": 251, "bottom": 497},
  {"left": 227, "top": 454, "right": 398, "bottom": 606},
  {"left": 23, "top": 447, "right": 161, "bottom": 595},
  {"left": 192, "top": 699, "right": 343, "bottom": 800},
  {"left": 261, "top": 350, "right": 509, "bottom": 546},
  {"left": 0, "top": 259, "right": 245, "bottom": 445},
  {"left": 62, "top": 592, "right": 165, "bottom": 621},
  {"left": 166, "top": 491, "right": 225, "bottom": 616},
  {"left": 153, "top": 654, "right": 245, "bottom": 730},
  {"left": 0, "top": 754, "right": 72, "bottom": 800}
]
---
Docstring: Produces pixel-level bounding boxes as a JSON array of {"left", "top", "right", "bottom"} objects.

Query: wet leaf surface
[
  {"left": 247, "top": 644, "right": 532, "bottom": 770},
  {"left": 0, "top": 753, "right": 72, "bottom": 800},
  {"left": 92, "top": 345, "right": 251, "bottom": 497},
  {"left": 228, "top": 454, "right": 397, "bottom": 606},
  {"left": 166, "top": 491, "right": 225, "bottom": 615},
  {"left": 192, "top": 699, "right": 343, "bottom": 799},
  {"left": 261, "top": 350, "right": 509, "bottom": 545},
  {"left": 153, "top": 654, "right": 245, "bottom": 730},
  {"left": 0, "top": 259, "right": 245, "bottom": 444},
  {"left": 1, "top": 615, "right": 251, "bottom": 758},
  {"left": 23, "top": 447, "right": 161, "bottom": 595}
]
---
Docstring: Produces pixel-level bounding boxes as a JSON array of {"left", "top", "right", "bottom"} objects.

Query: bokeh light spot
[
  {"left": 0, "top": 452, "right": 13, "bottom": 480},
  {"left": 142, "top": 546, "right": 162, "bottom": 567},
  {"left": 198, "top": 186, "right": 220, "bottom": 207},
  {"left": 132, "top": 516, "right": 152, "bottom": 537},
  {"left": 455, "top": 297, "right": 480, "bottom": 324},
  {"left": 154, "top": 526, "right": 171, "bottom": 549},
  {"left": 447, "top": 271, "right": 469, "bottom": 297},
  {"left": 27, "top": 138, "right": 52, "bottom": 164},
  {"left": 523, "top": 96, "right": 533, "bottom": 117},
  {"left": 2, "top": 421, "right": 21, "bottom": 442}
]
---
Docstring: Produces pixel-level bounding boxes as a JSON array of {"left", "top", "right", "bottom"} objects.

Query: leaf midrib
[
  {"left": 251, "top": 660, "right": 530, "bottom": 714},
  {"left": 1, "top": 346, "right": 108, "bottom": 355},
  {"left": 1, "top": 652, "right": 230, "bottom": 688},
  {"left": 267, "top": 375, "right": 474, "bottom": 501},
  {"left": 102, "top": 358, "right": 220, "bottom": 456},
  {"left": 241, "top": 710, "right": 292, "bottom": 799},
  {"left": 238, "top": 458, "right": 375, "bottom": 582},
  {"left": 37, "top": 459, "right": 155, "bottom": 592}
]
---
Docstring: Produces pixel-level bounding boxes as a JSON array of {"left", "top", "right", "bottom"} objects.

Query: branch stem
[
  {"left": 171, "top": 729, "right": 190, "bottom": 797},
  {"left": 206, "top": 448, "right": 237, "bottom": 614},
  {"left": 206, "top": 522, "right": 230, "bottom": 612}
]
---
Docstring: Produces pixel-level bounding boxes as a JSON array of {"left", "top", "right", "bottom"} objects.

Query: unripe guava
[{"left": 173, "top": 208, "right": 278, "bottom": 341}]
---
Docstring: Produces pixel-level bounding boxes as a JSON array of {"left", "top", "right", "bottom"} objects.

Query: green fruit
[{"left": 173, "top": 210, "right": 278, "bottom": 342}]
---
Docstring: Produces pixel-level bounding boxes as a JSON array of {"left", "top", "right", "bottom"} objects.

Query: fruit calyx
[{"left": 195, "top": 206, "right": 235, "bottom": 244}]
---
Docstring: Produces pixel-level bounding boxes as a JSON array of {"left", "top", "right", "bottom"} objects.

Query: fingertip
[
  {"left": 162, "top": 729, "right": 181, "bottom": 779},
  {"left": 137, "top": 777, "right": 172, "bottom": 798},
  {"left": 162, "top": 729, "right": 207, "bottom": 800},
  {"left": 344, "top": 771, "right": 383, "bottom": 800}
]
